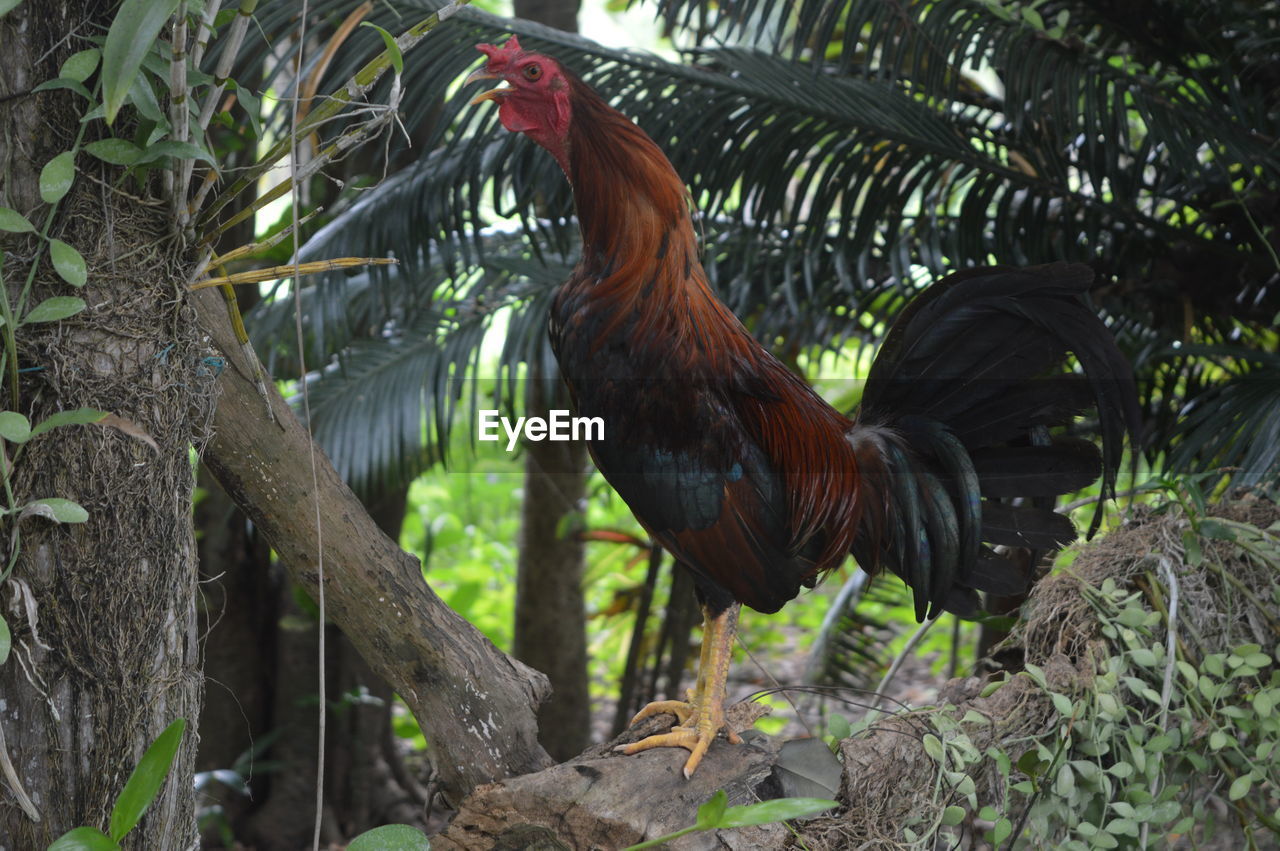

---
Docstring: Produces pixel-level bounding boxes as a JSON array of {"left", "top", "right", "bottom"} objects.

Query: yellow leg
[{"left": 617, "top": 603, "right": 742, "bottom": 778}]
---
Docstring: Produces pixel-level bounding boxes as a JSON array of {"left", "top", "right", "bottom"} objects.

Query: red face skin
[{"left": 467, "top": 36, "right": 574, "bottom": 173}]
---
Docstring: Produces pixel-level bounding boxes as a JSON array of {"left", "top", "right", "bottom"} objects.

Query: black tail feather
[{"left": 850, "top": 263, "right": 1140, "bottom": 621}]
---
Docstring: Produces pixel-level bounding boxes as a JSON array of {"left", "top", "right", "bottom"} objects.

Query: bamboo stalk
[
  {"left": 189, "top": 0, "right": 223, "bottom": 70},
  {"left": 170, "top": 3, "right": 190, "bottom": 222},
  {"left": 185, "top": 0, "right": 257, "bottom": 214},
  {"left": 189, "top": 257, "right": 397, "bottom": 290},
  {"left": 199, "top": 208, "right": 323, "bottom": 273}
]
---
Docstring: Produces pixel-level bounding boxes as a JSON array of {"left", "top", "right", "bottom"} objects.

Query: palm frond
[
  {"left": 1167, "top": 346, "right": 1280, "bottom": 488},
  {"left": 227, "top": 0, "right": 1279, "bottom": 495}
]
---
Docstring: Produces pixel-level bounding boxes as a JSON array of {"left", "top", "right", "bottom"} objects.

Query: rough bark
[
  {"left": 0, "top": 3, "right": 206, "bottom": 847},
  {"left": 433, "top": 713, "right": 786, "bottom": 851},
  {"left": 514, "top": 377, "right": 592, "bottom": 762},
  {"left": 191, "top": 283, "right": 553, "bottom": 805}
]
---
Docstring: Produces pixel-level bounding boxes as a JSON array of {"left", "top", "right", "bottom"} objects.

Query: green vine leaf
[
  {"left": 360, "top": 22, "right": 403, "bottom": 76},
  {"left": 109, "top": 718, "right": 186, "bottom": 842},
  {"left": 126, "top": 71, "right": 165, "bottom": 124},
  {"left": 228, "top": 81, "right": 262, "bottom": 139},
  {"left": 0, "top": 0, "right": 22, "bottom": 18},
  {"left": 134, "top": 139, "right": 217, "bottom": 168},
  {"left": 29, "top": 407, "right": 108, "bottom": 439},
  {"left": 696, "top": 789, "right": 728, "bottom": 828},
  {"left": 83, "top": 139, "right": 143, "bottom": 166},
  {"left": 0, "top": 206, "right": 35, "bottom": 233},
  {"left": 48, "top": 826, "right": 121, "bottom": 851},
  {"left": 101, "top": 0, "right": 181, "bottom": 125},
  {"left": 49, "top": 239, "right": 88, "bottom": 287},
  {"left": 22, "top": 296, "right": 86, "bottom": 324},
  {"left": 346, "top": 824, "right": 431, "bottom": 850},
  {"left": 0, "top": 613, "right": 10, "bottom": 666},
  {"left": 716, "top": 797, "right": 838, "bottom": 828},
  {"left": 60, "top": 48, "right": 101, "bottom": 82},
  {"left": 0, "top": 411, "right": 32, "bottom": 442},
  {"left": 31, "top": 77, "right": 94, "bottom": 100},
  {"left": 19, "top": 497, "right": 90, "bottom": 524},
  {"left": 39, "top": 151, "right": 76, "bottom": 204}
]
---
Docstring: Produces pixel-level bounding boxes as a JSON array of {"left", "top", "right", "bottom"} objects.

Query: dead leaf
[{"left": 95, "top": 412, "right": 160, "bottom": 453}]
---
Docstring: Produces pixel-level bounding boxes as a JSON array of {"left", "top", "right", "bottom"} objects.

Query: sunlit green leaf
[
  {"left": 109, "top": 718, "right": 186, "bottom": 841},
  {"left": 717, "top": 797, "right": 837, "bottom": 828},
  {"left": 0, "top": 411, "right": 32, "bottom": 442},
  {"left": 346, "top": 824, "right": 431, "bottom": 850},
  {"left": 0, "top": 613, "right": 8, "bottom": 665},
  {"left": 83, "top": 139, "right": 143, "bottom": 166},
  {"left": 60, "top": 48, "right": 101, "bottom": 82},
  {"left": 20, "top": 498, "right": 90, "bottom": 524},
  {"left": 101, "top": 0, "right": 181, "bottom": 124},
  {"left": 48, "top": 826, "right": 120, "bottom": 851},
  {"left": 0, "top": 206, "right": 35, "bottom": 233},
  {"left": 22, "top": 296, "right": 86, "bottom": 324},
  {"left": 361, "top": 22, "right": 403, "bottom": 76},
  {"left": 39, "top": 151, "right": 76, "bottom": 203},
  {"left": 0, "top": 0, "right": 23, "bottom": 18},
  {"left": 49, "top": 238, "right": 88, "bottom": 286},
  {"left": 29, "top": 407, "right": 108, "bottom": 439}
]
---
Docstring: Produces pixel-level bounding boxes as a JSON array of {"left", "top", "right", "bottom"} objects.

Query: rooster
[{"left": 466, "top": 37, "right": 1139, "bottom": 778}]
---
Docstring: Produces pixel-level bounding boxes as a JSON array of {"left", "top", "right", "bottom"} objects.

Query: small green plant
[
  {"left": 47, "top": 718, "right": 186, "bottom": 850},
  {"left": 346, "top": 823, "right": 431, "bottom": 850},
  {"left": 897, "top": 492, "right": 1280, "bottom": 849},
  {"left": 622, "top": 789, "right": 837, "bottom": 850}
]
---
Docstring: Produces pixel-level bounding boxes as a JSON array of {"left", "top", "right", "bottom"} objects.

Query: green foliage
[
  {"left": 888, "top": 495, "right": 1280, "bottom": 848},
  {"left": 346, "top": 823, "right": 431, "bottom": 850},
  {"left": 109, "top": 718, "right": 186, "bottom": 842},
  {"left": 48, "top": 718, "right": 187, "bottom": 850},
  {"left": 100, "top": 0, "right": 183, "bottom": 124},
  {"left": 237, "top": 0, "right": 1280, "bottom": 506},
  {"left": 622, "top": 789, "right": 837, "bottom": 849}
]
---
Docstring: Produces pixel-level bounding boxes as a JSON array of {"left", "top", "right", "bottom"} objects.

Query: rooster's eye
[{"left": 523, "top": 64, "right": 543, "bottom": 81}]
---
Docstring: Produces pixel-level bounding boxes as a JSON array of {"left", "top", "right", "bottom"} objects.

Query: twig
[
  {"left": 869, "top": 616, "right": 939, "bottom": 714},
  {"left": 0, "top": 717, "right": 40, "bottom": 823},
  {"left": 1141, "top": 557, "right": 1179, "bottom": 849},
  {"left": 188, "top": 257, "right": 396, "bottom": 290}
]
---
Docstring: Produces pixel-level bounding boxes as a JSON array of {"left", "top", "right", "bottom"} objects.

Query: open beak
[{"left": 465, "top": 67, "right": 511, "bottom": 106}]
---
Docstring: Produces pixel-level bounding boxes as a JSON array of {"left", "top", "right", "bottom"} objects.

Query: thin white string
[{"left": 284, "top": 4, "right": 327, "bottom": 848}]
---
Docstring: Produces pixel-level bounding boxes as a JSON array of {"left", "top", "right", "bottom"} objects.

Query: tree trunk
[
  {"left": 0, "top": 4, "right": 206, "bottom": 847},
  {"left": 514, "top": 376, "right": 591, "bottom": 761},
  {"left": 510, "top": 0, "right": 591, "bottom": 766},
  {"left": 192, "top": 283, "right": 553, "bottom": 805}
]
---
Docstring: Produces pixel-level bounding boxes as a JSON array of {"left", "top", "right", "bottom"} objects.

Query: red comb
[{"left": 475, "top": 36, "right": 524, "bottom": 70}]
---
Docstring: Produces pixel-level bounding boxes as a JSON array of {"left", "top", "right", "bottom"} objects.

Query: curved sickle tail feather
[{"left": 849, "top": 263, "right": 1141, "bottom": 621}]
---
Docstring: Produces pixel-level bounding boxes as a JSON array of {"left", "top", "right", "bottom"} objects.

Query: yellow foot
[
  {"left": 616, "top": 603, "right": 743, "bottom": 778},
  {"left": 616, "top": 695, "right": 742, "bottom": 778}
]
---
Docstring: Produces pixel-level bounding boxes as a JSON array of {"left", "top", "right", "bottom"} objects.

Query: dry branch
[{"left": 190, "top": 283, "right": 554, "bottom": 804}]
